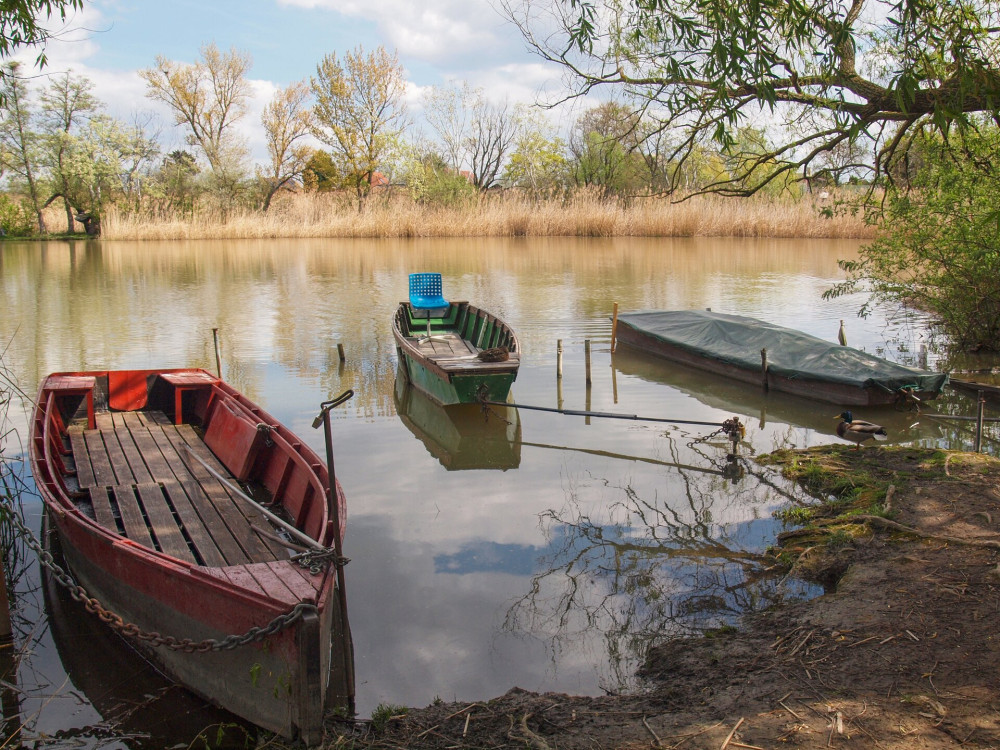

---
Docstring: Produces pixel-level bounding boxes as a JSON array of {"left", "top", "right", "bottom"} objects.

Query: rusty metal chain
[
  {"left": 1, "top": 504, "right": 312, "bottom": 652},
  {"left": 292, "top": 548, "right": 348, "bottom": 575}
]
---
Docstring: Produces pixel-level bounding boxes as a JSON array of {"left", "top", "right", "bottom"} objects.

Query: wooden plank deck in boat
[
  {"left": 68, "top": 410, "right": 289, "bottom": 568},
  {"left": 410, "top": 333, "right": 517, "bottom": 372}
]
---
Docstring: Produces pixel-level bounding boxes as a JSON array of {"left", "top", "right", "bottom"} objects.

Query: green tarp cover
[{"left": 618, "top": 310, "right": 949, "bottom": 395}]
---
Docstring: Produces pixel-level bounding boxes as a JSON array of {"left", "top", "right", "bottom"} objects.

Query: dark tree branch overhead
[
  {"left": 501, "top": 0, "right": 1000, "bottom": 196},
  {"left": 0, "top": 0, "right": 83, "bottom": 72}
]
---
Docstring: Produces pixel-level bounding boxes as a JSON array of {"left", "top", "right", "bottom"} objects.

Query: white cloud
[{"left": 278, "top": 0, "right": 508, "bottom": 63}]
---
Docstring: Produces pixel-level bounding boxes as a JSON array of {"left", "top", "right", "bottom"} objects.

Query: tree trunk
[{"left": 63, "top": 197, "right": 75, "bottom": 233}]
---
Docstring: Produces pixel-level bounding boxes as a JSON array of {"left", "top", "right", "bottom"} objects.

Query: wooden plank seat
[{"left": 69, "top": 410, "right": 289, "bottom": 568}]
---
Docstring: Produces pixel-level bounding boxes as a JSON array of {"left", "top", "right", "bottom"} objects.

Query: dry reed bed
[{"left": 100, "top": 193, "right": 873, "bottom": 241}]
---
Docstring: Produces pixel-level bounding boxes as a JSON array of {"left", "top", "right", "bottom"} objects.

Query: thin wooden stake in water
[
  {"left": 760, "top": 348, "right": 769, "bottom": 391},
  {"left": 610, "top": 302, "right": 619, "bottom": 354},
  {"left": 212, "top": 328, "right": 222, "bottom": 378},
  {"left": 337, "top": 343, "right": 346, "bottom": 362},
  {"left": 0, "top": 563, "right": 11, "bottom": 645},
  {"left": 976, "top": 393, "right": 985, "bottom": 453},
  {"left": 556, "top": 340, "right": 563, "bottom": 380},
  {"left": 585, "top": 340, "right": 592, "bottom": 386}
]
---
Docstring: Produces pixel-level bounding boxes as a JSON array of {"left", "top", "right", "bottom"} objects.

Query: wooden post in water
[
  {"left": 976, "top": 392, "right": 986, "bottom": 453},
  {"left": 337, "top": 343, "right": 346, "bottom": 362},
  {"left": 556, "top": 339, "right": 564, "bottom": 410},
  {"left": 610, "top": 303, "right": 619, "bottom": 354},
  {"left": 585, "top": 340, "right": 592, "bottom": 386},
  {"left": 212, "top": 328, "right": 222, "bottom": 378},
  {"left": 760, "top": 348, "right": 769, "bottom": 392}
]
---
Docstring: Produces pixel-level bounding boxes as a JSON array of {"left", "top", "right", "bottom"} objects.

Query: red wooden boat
[{"left": 29, "top": 369, "right": 352, "bottom": 745}]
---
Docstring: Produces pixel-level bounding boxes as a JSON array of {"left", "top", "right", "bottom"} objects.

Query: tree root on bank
[{"left": 853, "top": 514, "right": 1000, "bottom": 549}]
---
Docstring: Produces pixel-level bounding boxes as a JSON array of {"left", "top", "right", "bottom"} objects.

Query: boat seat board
[
  {"left": 410, "top": 333, "right": 478, "bottom": 358},
  {"left": 71, "top": 409, "right": 288, "bottom": 568}
]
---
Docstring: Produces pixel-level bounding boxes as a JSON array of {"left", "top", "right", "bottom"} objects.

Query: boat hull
[
  {"left": 615, "top": 312, "right": 948, "bottom": 407},
  {"left": 392, "top": 301, "right": 520, "bottom": 406},
  {"left": 29, "top": 369, "right": 352, "bottom": 745}
]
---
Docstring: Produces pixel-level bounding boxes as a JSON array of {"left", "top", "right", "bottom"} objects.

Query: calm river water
[{"left": 0, "top": 236, "right": 992, "bottom": 747}]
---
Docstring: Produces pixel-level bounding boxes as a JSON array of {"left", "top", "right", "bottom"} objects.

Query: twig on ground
[{"left": 720, "top": 717, "right": 744, "bottom": 749}]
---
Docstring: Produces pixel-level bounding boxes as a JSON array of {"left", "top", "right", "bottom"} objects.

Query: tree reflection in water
[{"left": 503, "top": 432, "right": 819, "bottom": 695}]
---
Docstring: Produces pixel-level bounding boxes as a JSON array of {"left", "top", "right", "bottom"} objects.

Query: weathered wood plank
[
  {"left": 244, "top": 561, "right": 301, "bottom": 604},
  {"left": 167, "top": 425, "right": 279, "bottom": 562},
  {"left": 161, "top": 480, "right": 228, "bottom": 568},
  {"left": 135, "top": 482, "right": 197, "bottom": 564},
  {"left": 83, "top": 432, "right": 117, "bottom": 487},
  {"left": 100, "top": 428, "right": 136, "bottom": 486},
  {"left": 145, "top": 425, "right": 253, "bottom": 566},
  {"left": 262, "top": 560, "right": 322, "bottom": 603},
  {"left": 109, "top": 417, "right": 155, "bottom": 485},
  {"left": 111, "top": 484, "right": 156, "bottom": 550},
  {"left": 86, "top": 485, "right": 120, "bottom": 532},
  {"left": 69, "top": 432, "right": 97, "bottom": 489}
]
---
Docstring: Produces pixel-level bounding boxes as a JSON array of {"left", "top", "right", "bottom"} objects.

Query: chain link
[
  {"left": 2, "top": 504, "right": 312, "bottom": 652},
  {"left": 292, "top": 548, "right": 348, "bottom": 575}
]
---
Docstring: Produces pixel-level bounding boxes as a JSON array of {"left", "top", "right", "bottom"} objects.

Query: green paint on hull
[{"left": 400, "top": 352, "right": 516, "bottom": 406}]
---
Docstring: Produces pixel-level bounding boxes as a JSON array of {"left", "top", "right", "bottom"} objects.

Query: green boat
[{"left": 392, "top": 273, "right": 520, "bottom": 406}]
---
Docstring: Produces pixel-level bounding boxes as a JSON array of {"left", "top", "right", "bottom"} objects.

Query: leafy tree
[
  {"left": 155, "top": 150, "right": 200, "bottom": 214},
  {"left": 501, "top": 0, "right": 1000, "bottom": 196},
  {"left": 720, "top": 127, "right": 801, "bottom": 198},
  {"left": 302, "top": 149, "right": 340, "bottom": 192},
  {"left": 397, "top": 141, "right": 475, "bottom": 206},
  {"left": 139, "top": 43, "right": 252, "bottom": 196},
  {"left": 38, "top": 69, "right": 101, "bottom": 231},
  {"left": 825, "top": 126, "right": 1000, "bottom": 352},
  {"left": 311, "top": 45, "right": 408, "bottom": 208},
  {"left": 0, "top": 193, "right": 34, "bottom": 235},
  {"left": 569, "top": 102, "right": 648, "bottom": 197},
  {"left": 0, "top": 61, "right": 45, "bottom": 232},
  {"left": 503, "top": 125, "right": 569, "bottom": 196},
  {"left": 259, "top": 80, "right": 313, "bottom": 211}
]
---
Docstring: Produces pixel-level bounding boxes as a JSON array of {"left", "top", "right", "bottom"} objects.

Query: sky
[{"left": 14, "top": 0, "right": 570, "bottom": 162}]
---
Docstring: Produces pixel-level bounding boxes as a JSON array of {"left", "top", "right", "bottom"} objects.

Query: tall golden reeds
[{"left": 94, "top": 189, "right": 872, "bottom": 241}]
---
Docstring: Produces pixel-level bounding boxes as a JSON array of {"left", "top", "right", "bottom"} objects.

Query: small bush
[{"left": 0, "top": 195, "right": 35, "bottom": 237}]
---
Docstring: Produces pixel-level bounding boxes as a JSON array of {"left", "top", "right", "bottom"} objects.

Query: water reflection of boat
[
  {"left": 394, "top": 369, "right": 521, "bottom": 470},
  {"left": 612, "top": 347, "right": 927, "bottom": 437},
  {"left": 41, "top": 522, "right": 253, "bottom": 749}
]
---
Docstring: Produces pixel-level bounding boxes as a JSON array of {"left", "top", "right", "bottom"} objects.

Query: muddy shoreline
[{"left": 336, "top": 447, "right": 1000, "bottom": 749}]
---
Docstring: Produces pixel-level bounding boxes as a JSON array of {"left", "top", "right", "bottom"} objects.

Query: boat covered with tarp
[{"left": 614, "top": 310, "right": 949, "bottom": 406}]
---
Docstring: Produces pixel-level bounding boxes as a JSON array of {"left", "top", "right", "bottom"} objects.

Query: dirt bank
[{"left": 334, "top": 446, "right": 1000, "bottom": 749}]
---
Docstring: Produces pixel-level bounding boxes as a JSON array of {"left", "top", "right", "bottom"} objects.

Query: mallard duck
[{"left": 834, "top": 411, "right": 887, "bottom": 449}]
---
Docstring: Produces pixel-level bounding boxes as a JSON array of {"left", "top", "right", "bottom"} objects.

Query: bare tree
[
  {"left": 139, "top": 43, "right": 251, "bottom": 189},
  {"left": 422, "top": 82, "right": 475, "bottom": 173},
  {"left": 259, "top": 80, "right": 314, "bottom": 211},
  {"left": 467, "top": 96, "right": 524, "bottom": 190}
]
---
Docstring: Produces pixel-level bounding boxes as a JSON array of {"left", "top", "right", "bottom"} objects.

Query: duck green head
[{"left": 835, "top": 410, "right": 853, "bottom": 422}]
